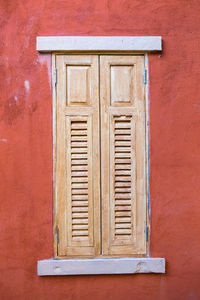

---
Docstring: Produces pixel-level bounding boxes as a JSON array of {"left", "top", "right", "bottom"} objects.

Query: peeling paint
[{"left": 136, "top": 262, "right": 145, "bottom": 273}]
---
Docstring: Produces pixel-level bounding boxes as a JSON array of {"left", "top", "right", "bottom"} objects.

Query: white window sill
[{"left": 37, "top": 257, "right": 165, "bottom": 276}]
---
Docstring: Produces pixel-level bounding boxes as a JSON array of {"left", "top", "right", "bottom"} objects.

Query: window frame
[{"left": 52, "top": 52, "right": 150, "bottom": 259}]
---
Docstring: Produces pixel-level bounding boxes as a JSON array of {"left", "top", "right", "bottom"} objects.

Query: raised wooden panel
[
  {"left": 55, "top": 55, "right": 100, "bottom": 257},
  {"left": 67, "top": 66, "right": 90, "bottom": 106},
  {"left": 101, "top": 55, "right": 146, "bottom": 256},
  {"left": 111, "top": 66, "right": 134, "bottom": 106}
]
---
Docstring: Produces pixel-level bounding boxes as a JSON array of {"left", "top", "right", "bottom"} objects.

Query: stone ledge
[
  {"left": 37, "top": 257, "right": 165, "bottom": 276},
  {"left": 36, "top": 36, "right": 162, "bottom": 52}
]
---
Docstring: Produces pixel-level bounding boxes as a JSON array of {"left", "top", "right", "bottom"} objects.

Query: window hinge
[
  {"left": 143, "top": 68, "right": 147, "bottom": 84},
  {"left": 56, "top": 225, "right": 59, "bottom": 244},
  {"left": 54, "top": 68, "right": 57, "bottom": 85},
  {"left": 146, "top": 225, "right": 149, "bottom": 242}
]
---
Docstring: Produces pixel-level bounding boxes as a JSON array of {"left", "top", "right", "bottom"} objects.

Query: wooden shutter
[
  {"left": 55, "top": 55, "right": 100, "bottom": 257},
  {"left": 100, "top": 55, "right": 147, "bottom": 255}
]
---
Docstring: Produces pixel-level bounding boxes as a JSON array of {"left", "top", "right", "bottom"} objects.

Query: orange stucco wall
[{"left": 0, "top": 0, "right": 200, "bottom": 299}]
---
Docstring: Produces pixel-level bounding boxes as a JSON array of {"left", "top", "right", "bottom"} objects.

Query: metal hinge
[
  {"left": 143, "top": 68, "right": 147, "bottom": 84},
  {"left": 54, "top": 68, "right": 57, "bottom": 85},
  {"left": 146, "top": 225, "right": 149, "bottom": 242},
  {"left": 56, "top": 225, "right": 59, "bottom": 244}
]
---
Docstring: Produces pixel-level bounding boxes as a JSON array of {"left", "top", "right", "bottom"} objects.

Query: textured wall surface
[{"left": 0, "top": 0, "right": 200, "bottom": 299}]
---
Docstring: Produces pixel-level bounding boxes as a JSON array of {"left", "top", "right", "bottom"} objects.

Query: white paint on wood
[
  {"left": 24, "top": 80, "right": 30, "bottom": 92},
  {"left": 37, "top": 258, "right": 165, "bottom": 276},
  {"left": 36, "top": 36, "right": 162, "bottom": 52}
]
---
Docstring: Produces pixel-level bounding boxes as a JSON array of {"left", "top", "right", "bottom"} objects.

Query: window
[{"left": 54, "top": 54, "right": 148, "bottom": 258}]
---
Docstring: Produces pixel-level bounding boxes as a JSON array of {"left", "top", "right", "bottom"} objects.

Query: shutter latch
[
  {"left": 56, "top": 224, "right": 59, "bottom": 244},
  {"left": 54, "top": 68, "right": 57, "bottom": 85},
  {"left": 146, "top": 225, "right": 149, "bottom": 242},
  {"left": 143, "top": 68, "right": 147, "bottom": 84}
]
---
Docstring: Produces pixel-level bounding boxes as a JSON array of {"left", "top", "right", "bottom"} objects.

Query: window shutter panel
[
  {"left": 56, "top": 55, "right": 100, "bottom": 256},
  {"left": 100, "top": 56, "right": 147, "bottom": 255}
]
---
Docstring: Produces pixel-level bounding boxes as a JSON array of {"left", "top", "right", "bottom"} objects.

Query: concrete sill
[{"left": 37, "top": 257, "right": 165, "bottom": 276}]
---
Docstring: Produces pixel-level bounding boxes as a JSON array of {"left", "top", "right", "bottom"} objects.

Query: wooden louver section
[
  {"left": 70, "top": 118, "right": 90, "bottom": 242},
  {"left": 112, "top": 115, "right": 136, "bottom": 244},
  {"left": 65, "top": 115, "right": 95, "bottom": 252}
]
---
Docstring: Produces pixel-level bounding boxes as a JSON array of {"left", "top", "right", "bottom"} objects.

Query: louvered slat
[
  {"left": 112, "top": 115, "right": 136, "bottom": 245},
  {"left": 70, "top": 120, "right": 89, "bottom": 241}
]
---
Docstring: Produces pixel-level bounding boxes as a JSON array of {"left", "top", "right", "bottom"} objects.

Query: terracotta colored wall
[{"left": 0, "top": 0, "right": 200, "bottom": 299}]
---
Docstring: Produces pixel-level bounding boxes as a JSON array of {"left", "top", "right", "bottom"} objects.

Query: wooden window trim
[{"left": 52, "top": 53, "right": 150, "bottom": 258}]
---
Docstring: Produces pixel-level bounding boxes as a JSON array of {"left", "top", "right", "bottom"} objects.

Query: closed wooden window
[{"left": 54, "top": 54, "right": 148, "bottom": 258}]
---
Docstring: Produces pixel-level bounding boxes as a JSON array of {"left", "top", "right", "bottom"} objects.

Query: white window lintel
[{"left": 36, "top": 36, "right": 162, "bottom": 52}]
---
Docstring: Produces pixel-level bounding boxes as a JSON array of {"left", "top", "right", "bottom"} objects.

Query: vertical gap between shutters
[
  {"left": 144, "top": 54, "right": 150, "bottom": 253},
  {"left": 98, "top": 55, "right": 103, "bottom": 256}
]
